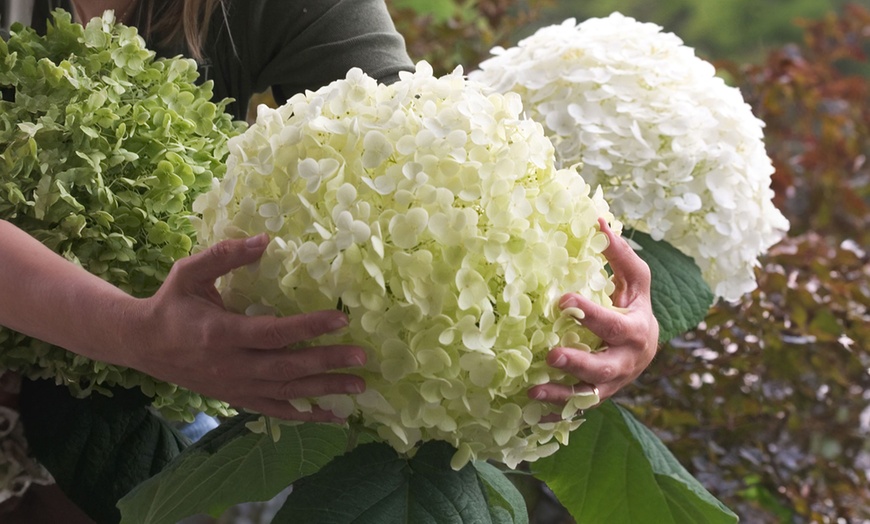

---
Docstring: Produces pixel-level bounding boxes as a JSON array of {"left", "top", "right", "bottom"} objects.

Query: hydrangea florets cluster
[
  {"left": 469, "top": 13, "right": 790, "bottom": 301},
  {"left": 194, "top": 61, "right": 619, "bottom": 468},
  {"left": 0, "top": 11, "right": 242, "bottom": 420}
]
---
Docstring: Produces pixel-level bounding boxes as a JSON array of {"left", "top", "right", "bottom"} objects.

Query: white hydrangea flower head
[
  {"left": 194, "top": 61, "right": 620, "bottom": 469},
  {"left": 469, "top": 13, "right": 790, "bottom": 301}
]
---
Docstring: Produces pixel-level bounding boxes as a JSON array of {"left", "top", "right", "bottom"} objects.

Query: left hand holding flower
[{"left": 529, "top": 218, "right": 659, "bottom": 408}]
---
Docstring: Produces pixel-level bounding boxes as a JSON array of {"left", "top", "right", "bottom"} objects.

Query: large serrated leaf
[
  {"left": 626, "top": 229, "right": 715, "bottom": 341},
  {"left": 19, "top": 378, "right": 188, "bottom": 524},
  {"left": 273, "top": 440, "right": 527, "bottom": 523},
  {"left": 117, "top": 415, "right": 353, "bottom": 524},
  {"left": 530, "top": 401, "right": 737, "bottom": 524}
]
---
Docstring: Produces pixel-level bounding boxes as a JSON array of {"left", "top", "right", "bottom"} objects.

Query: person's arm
[
  {"left": 0, "top": 219, "right": 365, "bottom": 421},
  {"left": 529, "top": 218, "right": 659, "bottom": 405}
]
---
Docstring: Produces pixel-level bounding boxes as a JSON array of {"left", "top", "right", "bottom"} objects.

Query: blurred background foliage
[{"left": 388, "top": 1, "right": 870, "bottom": 522}]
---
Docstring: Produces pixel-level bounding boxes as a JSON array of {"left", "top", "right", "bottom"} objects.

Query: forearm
[{"left": 0, "top": 220, "right": 138, "bottom": 366}]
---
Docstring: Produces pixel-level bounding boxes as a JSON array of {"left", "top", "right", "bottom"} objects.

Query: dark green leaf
[
  {"left": 274, "top": 440, "right": 527, "bottom": 524},
  {"left": 117, "top": 415, "right": 352, "bottom": 524},
  {"left": 626, "top": 229, "right": 714, "bottom": 341},
  {"left": 19, "top": 378, "right": 188, "bottom": 524},
  {"left": 530, "top": 401, "right": 737, "bottom": 524},
  {"left": 473, "top": 461, "right": 530, "bottom": 524}
]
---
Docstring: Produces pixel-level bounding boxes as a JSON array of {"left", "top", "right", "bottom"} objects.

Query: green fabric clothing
[
  {"left": 13, "top": 0, "right": 414, "bottom": 120},
  {"left": 203, "top": 0, "right": 415, "bottom": 120}
]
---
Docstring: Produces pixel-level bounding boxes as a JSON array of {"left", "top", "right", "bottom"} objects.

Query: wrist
[{"left": 107, "top": 294, "right": 154, "bottom": 371}]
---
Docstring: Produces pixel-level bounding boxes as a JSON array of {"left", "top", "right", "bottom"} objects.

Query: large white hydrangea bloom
[
  {"left": 194, "top": 62, "right": 619, "bottom": 468},
  {"left": 470, "top": 13, "right": 790, "bottom": 301}
]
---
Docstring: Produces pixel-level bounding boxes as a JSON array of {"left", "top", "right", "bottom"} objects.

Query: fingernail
[
  {"left": 245, "top": 233, "right": 268, "bottom": 247},
  {"left": 328, "top": 314, "right": 349, "bottom": 331},
  {"left": 551, "top": 354, "right": 568, "bottom": 368},
  {"left": 530, "top": 388, "right": 546, "bottom": 400},
  {"left": 347, "top": 380, "right": 365, "bottom": 394},
  {"left": 559, "top": 295, "right": 579, "bottom": 308}
]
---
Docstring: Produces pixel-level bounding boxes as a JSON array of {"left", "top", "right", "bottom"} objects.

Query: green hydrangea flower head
[{"left": 0, "top": 10, "right": 245, "bottom": 421}]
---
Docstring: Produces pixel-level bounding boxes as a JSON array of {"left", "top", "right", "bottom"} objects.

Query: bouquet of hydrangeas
[
  {"left": 470, "top": 13, "right": 790, "bottom": 301},
  {"left": 194, "top": 61, "right": 618, "bottom": 468},
  {"left": 0, "top": 10, "right": 243, "bottom": 420}
]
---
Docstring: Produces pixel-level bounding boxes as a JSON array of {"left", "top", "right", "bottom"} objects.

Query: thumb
[{"left": 172, "top": 234, "right": 270, "bottom": 285}]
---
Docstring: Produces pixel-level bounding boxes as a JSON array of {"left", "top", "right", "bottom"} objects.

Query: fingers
[
  {"left": 558, "top": 219, "right": 654, "bottom": 345},
  {"left": 237, "top": 347, "right": 366, "bottom": 421},
  {"left": 260, "top": 373, "right": 365, "bottom": 400},
  {"left": 193, "top": 351, "right": 366, "bottom": 422},
  {"left": 229, "top": 310, "right": 352, "bottom": 349},
  {"left": 171, "top": 234, "right": 270, "bottom": 286},
  {"left": 545, "top": 345, "right": 629, "bottom": 391},
  {"left": 142, "top": 235, "right": 378, "bottom": 424},
  {"left": 560, "top": 292, "right": 632, "bottom": 344},
  {"left": 529, "top": 381, "right": 600, "bottom": 405},
  {"left": 597, "top": 218, "right": 652, "bottom": 307},
  {"left": 251, "top": 344, "right": 366, "bottom": 382},
  {"left": 533, "top": 219, "right": 661, "bottom": 416}
]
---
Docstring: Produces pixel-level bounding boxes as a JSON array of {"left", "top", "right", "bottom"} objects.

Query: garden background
[
  {"left": 385, "top": 0, "right": 870, "bottom": 522},
  {"left": 15, "top": 2, "right": 861, "bottom": 523}
]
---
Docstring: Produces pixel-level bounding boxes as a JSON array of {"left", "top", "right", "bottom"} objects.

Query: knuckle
[
  {"left": 281, "top": 315, "right": 317, "bottom": 344},
  {"left": 167, "top": 255, "right": 196, "bottom": 280},
  {"left": 199, "top": 317, "right": 229, "bottom": 348},
  {"left": 625, "top": 319, "right": 654, "bottom": 349},
  {"left": 648, "top": 321, "right": 660, "bottom": 345},
  {"left": 277, "top": 381, "right": 303, "bottom": 399},
  {"left": 597, "top": 364, "right": 618, "bottom": 383},
  {"left": 600, "top": 318, "right": 625, "bottom": 342},
  {"left": 326, "top": 346, "right": 359, "bottom": 369},
  {"left": 208, "top": 239, "right": 234, "bottom": 261},
  {"left": 275, "top": 358, "right": 304, "bottom": 381},
  {"left": 635, "top": 258, "right": 653, "bottom": 283},
  {"left": 297, "top": 314, "right": 325, "bottom": 341},
  {"left": 262, "top": 319, "right": 290, "bottom": 348},
  {"left": 203, "top": 361, "right": 227, "bottom": 382},
  {"left": 615, "top": 235, "right": 633, "bottom": 254}
]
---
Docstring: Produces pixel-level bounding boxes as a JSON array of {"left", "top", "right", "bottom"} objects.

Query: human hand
[
  {"left": 529, "top": 218, "right": 659, "bottom": 409},
  {"left": 119, "top": 234, "right": 366, "bottom": 423}
]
